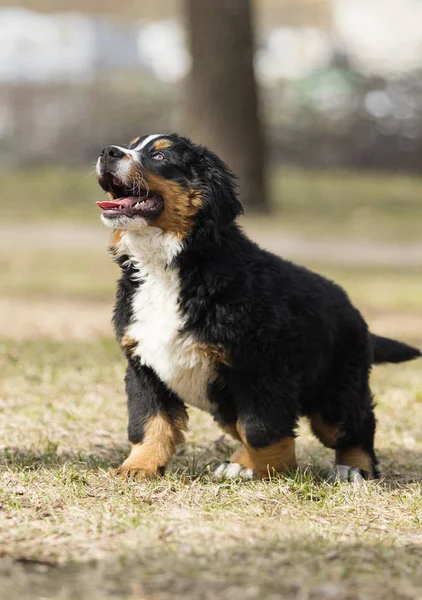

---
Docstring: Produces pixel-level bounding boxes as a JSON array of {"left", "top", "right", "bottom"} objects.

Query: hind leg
[
  {"left": 309, "top": 323, "right": 380, "bottom": 482},
  {"left": 309, "top": 396, "right": 379, "bottom": 482},
  {"left": 214, "top": 371, "right": 299, "bottom": 480},
  {"left": 216, "top": 420, "right": 297, "bottom": 480}
]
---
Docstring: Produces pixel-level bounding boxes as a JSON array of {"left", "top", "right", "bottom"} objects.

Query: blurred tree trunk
[{"left": 184, "top": 0, "right": 268, "bottom": 212}]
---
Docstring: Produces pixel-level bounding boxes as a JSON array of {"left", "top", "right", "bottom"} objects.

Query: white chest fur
[{"left": 119, "top": 229, "right": 215, "bottom": 413}]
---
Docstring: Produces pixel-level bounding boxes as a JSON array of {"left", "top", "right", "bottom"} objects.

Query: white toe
[
  {"left": 224, "top": 462, "right": 244, "bottom": 478},
  {"left": 348, "top": 468, "right": 365, "bottom": 483},
  {"left": 327, "top": 465, "right": 366, "bottom": 484},
  {"left": 214, "top": 461, "right": 230, "bottom": 480},
  {"left": 239, "top": 467, "right": 256, "bottom": 480},
  {"left": 214, "top": 462, "right": 257, "bottom": 481}
]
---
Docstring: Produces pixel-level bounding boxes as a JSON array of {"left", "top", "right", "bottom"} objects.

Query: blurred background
[
  {"left": 0, "top": 0, "right": 421, "bottom": 342},
  {"left": 1, "top": 5, "right": 421, "bottom": 596},
  {"left": 3, "top": 0, "right": 422, "bottom": 175}
]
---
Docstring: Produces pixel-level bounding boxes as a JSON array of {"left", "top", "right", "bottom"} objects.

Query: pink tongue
[{"left": 96, "top": 196, "right": 137, "bottom": 210}]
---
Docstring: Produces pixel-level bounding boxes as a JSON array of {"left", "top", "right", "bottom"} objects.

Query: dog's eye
[{"left": 152, "top": 151, "right": 165, "bottom": 161}]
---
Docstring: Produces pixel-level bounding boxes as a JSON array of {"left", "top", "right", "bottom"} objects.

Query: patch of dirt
[
  {"left": 363, "top": 310, "right": 422, "bottom": 342},
  {"left": 0, "top": 297, "right": 112, "bottom": 340},
  {"left": 0, "top": 223, "right": 108, "bottom": 251},
  {"left": 244, "top": 224, "right": 422, "bottom": 267},
  {"left": 1, "top": 222, "right": 422, "bottom": 266}
]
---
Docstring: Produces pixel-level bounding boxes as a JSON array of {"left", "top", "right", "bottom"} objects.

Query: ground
[{"left": 0, "top": 167, "right": 421, "bottom": 600}]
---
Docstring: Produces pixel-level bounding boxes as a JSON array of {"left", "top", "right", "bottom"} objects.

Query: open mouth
[{"left": 97, "top": 173, "right": 163, "bottom": 219}]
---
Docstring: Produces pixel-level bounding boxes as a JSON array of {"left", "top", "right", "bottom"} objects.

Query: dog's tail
[{"left": 371, "top": 334, "right": 421, "bottom": 365}]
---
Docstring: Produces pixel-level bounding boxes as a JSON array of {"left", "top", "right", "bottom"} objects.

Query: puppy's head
[{"left": 96, "top": 133, "right": 243, "bottom": 240}]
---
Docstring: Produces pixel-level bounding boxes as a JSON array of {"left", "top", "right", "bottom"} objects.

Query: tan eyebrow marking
[
  {"left": 153, "top": 138, "right": 172, "bottom": 151},
  {"left": 130, "top": 136, "right": 140, "bottom": 147}
]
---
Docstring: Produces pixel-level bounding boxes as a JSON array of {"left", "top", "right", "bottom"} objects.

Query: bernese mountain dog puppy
[{"left": 96, "top": 133, "right": 420, "bottom": 483}]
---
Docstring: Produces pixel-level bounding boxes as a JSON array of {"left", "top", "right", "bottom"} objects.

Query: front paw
[
  {"left": 111, "top": 442, "right": 168, "bottom": 480},
  {"left": 327, "top": 464, "right": 369, "bottom": 484},
  {"left": 111, "top": 463, "right": 165, "bottom": 480},
  {"left": 111, "top": 448, "right": 166, "bottom": 480}
]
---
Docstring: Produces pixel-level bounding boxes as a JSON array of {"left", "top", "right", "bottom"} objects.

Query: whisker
[
  {"left": 85, "top": 168, "right": 97, "bottom": 180},
  {"left": 132, "top": 169, "right": 149, "bottom": 199}
]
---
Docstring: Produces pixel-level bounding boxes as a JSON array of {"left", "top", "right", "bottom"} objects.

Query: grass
[
  {"left": 0, "top": 339, "right": 421, "bottom": 599},
  {"left": 2, "top": 244, "right": 422, "bottom": 309},
  {"left": 270, "top": 167, "right": 422, "bottom": 242},
  {"left": 0, "top": 247, "right": 116, "bottom": 302},
  {"left": 0, "top": 166, "right": 421, "bottom": 599}
]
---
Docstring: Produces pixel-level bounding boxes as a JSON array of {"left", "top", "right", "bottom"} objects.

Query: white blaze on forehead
[
  {"left": 96, "top": 156, "right": 102, "bottom": 177},
  {"left": 97, "top": 135, "right": 167, "bottom": 179},
  {"left": 134, "top": 134, "right": 166, "bottom": 150}
]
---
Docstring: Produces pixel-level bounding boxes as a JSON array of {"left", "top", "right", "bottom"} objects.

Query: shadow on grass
[
  {"left": 0, "top": 444, "right": 129, "bottom": 472},
  {"left": 1, "top": 437, "right": 421, "bottom": 487},
  {"left": 1, "top": 535, "right": 421, "bottom": 600}
]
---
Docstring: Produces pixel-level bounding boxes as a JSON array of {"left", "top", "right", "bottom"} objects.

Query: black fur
[
  {"left": 106, "top": 134, "right": 420, "bottom": 478},
  {"left": 125, "top": 362, "right": 186, "bottom": 445},
  {"left": 371, "top": 334, "right": 421, "bottom": 364}
]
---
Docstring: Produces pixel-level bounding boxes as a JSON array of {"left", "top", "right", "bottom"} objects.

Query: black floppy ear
[{"left": 196, "top": 146, "right": 244, "bottom": 224}]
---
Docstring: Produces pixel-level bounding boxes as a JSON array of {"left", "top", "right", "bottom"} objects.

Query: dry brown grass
[
  {"left": 0, "top": 167, "right": 421, "bottom": 599},
  {"left": 0, "top": 336, "right": 421, "bottom": 600}
]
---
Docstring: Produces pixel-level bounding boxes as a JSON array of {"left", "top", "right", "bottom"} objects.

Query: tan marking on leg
[
  {"left": 232, "top": 438, "right": 297, "bottom": 478},
  {"left": 220, "top": 423, "right": 242, "bottom": 442},
  {"left": 153, "top": 138, "right": 172, "bottom": 151},
  {"left": 309, "top": 413, "right": 342, "bottom": 447},
  {"left": 231, "top": 423, "right": 297, "bottom": 478},
  {"left": 230, "top": 445, "right": 249, "bottom": 464},
  {"left": 335, "top": 448, "right": 372, "bottom": 474},
  {"left": 113, "top": 410, "right": 188, "bottom": 480}
]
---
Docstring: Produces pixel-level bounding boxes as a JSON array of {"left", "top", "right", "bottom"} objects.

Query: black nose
[{"left": 102, "top": 145, "right": 126, "bottom": 161}]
